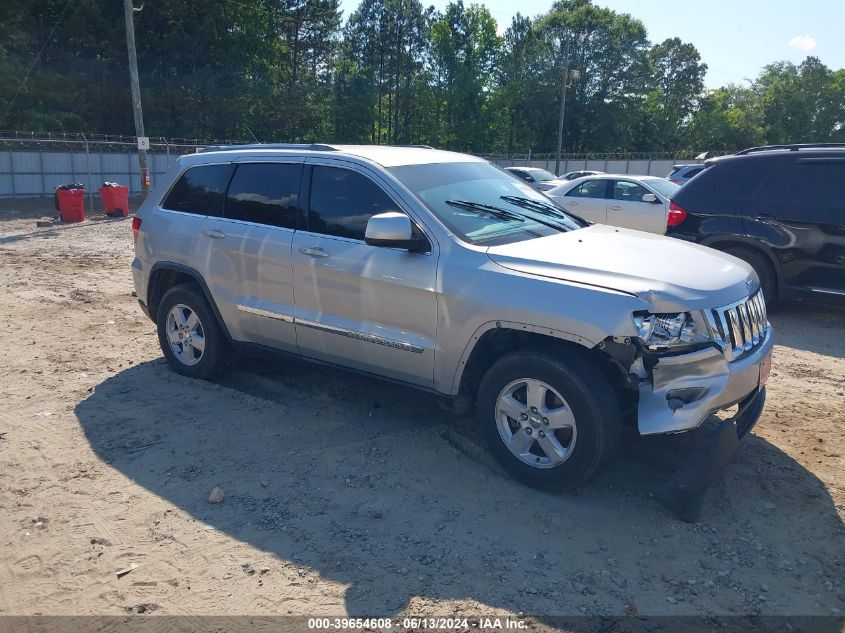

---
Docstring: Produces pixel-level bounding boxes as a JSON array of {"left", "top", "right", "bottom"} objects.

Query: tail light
[
  {"left": 132, "top": 216, "right": 142, "bottom": 242},
  {"left": 667, "top": 201, "right": 687, "bottom": 227}
]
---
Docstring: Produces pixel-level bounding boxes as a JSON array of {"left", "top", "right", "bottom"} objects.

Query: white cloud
[{"left": 788, "top": 35, "right": 817, "bottom": 52}]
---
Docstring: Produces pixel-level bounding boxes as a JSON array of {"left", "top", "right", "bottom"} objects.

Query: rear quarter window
[
  {"left": 753, "top": 159, "right": 845, "bottom": 210},
  {"left": 716, "top": 161, "right": 767, "bottom": 200},
  {"left": 162, "top": 164, "right": 234, "bottom": 216}
]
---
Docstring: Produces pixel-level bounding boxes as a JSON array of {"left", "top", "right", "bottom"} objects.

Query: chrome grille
[{"left": 706, "top": 291, "right": 769, "bottom": 361}]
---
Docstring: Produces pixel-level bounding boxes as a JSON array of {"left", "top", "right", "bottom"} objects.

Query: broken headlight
[{"left": 633, "top": 312, "right": 711, "bottom": 350}]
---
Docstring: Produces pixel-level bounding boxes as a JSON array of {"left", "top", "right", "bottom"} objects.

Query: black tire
[
  {"left": 722, "top": 246, "right": 778, "bottom": 304},
  {"left": 156, "top": 283, "right": 229, "bottom": 380},
  {"left": 476, "top": 348, "right": 622, "bottom": 491}
]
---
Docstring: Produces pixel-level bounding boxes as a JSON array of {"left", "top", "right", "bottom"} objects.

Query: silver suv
[{"left": 132, "top": 145, "right": 772, "bottom": 518}]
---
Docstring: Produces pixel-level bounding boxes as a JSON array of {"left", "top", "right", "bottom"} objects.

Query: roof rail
[
  {"left": 197, "top": 143, "right": 337, "bottom": 153},
  {"left": 388, "top": 144, "right": 435, "bottom": 149},
  {"left": 735, "top": 143, "right": 845, "bottom": 156}
]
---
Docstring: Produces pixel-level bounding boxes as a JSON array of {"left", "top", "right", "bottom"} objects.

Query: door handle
[
  {"left": 201, "top": 229, "right": 226, "bottom": 239},
  {"left": 300, "top": 246, "right": 329, "bottom": 258},
  {"left": 608, "top": 205, "right": 622, "bottom": 211},
  {"left": 565, "top": 201, "right": 578, "bottom": 206}
]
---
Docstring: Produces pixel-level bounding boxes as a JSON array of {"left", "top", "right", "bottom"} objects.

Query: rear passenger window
[
  {"left": 308, "top": 166, "right": 401, "bottom": 240},
  {"left": 684, "top": 168, "right": 703, "bottom": 179},
  {"left": 566, "top": 180, "right": 607, "bottom": 199},
  {"left": 162, "top": 164, "right": 233, "bottom": 216},
  {"left": 224, "top": 163, "right": 300, "bottom": 228}
]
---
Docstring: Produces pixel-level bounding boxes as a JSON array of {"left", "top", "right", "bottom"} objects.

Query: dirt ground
[{"left": 0, "top": 200, "right": 843, "bottom": 624}]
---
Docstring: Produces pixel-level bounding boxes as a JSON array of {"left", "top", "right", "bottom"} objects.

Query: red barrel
[
  {"left": 99, "top": 185, "right": 130, "bottom": 217},
  {"left": 56, "top": 188, "right": 86, "bottom": 223}
]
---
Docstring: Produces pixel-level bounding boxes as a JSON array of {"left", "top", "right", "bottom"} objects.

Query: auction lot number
[{"left": 308, "top": 618, "right": 472, "bottom": 629}]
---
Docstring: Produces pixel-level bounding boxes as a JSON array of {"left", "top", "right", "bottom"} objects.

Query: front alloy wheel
[
  {"left": 477, "top": 349, "right": 621, "bottom": 490},
  {"left": 496, "top": 378, "right": 577, "bottom": 468}
]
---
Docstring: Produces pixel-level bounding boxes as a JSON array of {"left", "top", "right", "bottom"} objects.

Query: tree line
[{"left": 2, "top": 0, "right": 843, "bottom": 154}]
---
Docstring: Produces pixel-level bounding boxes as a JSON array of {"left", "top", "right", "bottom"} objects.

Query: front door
[
  {"left": 606, "top": 179, "right": 667, "bottom": 234},
  {"left": 291, "top": 161, "right": 439, "bottom": 387}
]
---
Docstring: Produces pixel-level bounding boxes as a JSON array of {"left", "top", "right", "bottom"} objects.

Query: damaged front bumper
[
  {"left": 655, "top": 387, "right": 766, "bottom": 521},
  {"left": 637, "top": 330, "right": 774, "bottom": 435},
  {"left": 632, "top": 325, "right": 773, "bottom": 521}
]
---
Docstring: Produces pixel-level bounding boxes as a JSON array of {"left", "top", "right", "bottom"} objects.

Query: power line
[{"left": 0, "top": 0, "right": 76, "bottom": 126}]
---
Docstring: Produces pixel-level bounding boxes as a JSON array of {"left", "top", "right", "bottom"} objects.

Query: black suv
[{"left": 667, "top": 144, "right": 845, "bottom": 304}]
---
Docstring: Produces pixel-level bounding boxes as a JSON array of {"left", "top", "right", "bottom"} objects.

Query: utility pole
[
  {"left": 554, "top": 61, "right": 569, "bottom": 177},
  {"left": 124, "top": 0, "right": 149, "bottom": 198}
]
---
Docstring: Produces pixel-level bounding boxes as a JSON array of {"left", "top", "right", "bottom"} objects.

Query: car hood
[{"left": 486, "top": 225, "right": 756, "bottom": 312}]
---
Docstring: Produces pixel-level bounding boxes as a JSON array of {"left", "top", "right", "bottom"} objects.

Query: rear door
[
  {"left": 202, "top": 160, "right": 303, "bottom": 352},
  {"left": 747, "top": 157, "right": 845, "bottom": 295},
  {"left": 558, "top": 179, "right": 610, "bottom": 223},
  {"left": 606, "top": 179, "right": 667, "bottom": 234},
  {"left": 291, "top": 160, "right": 438, "bottom": 387},
  {"left": 156, "top": 163, "right": 234, "bottom": 277}
]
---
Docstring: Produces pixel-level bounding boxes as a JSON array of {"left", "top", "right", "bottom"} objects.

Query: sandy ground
[{"left": 0, "top": 201, "right": 843, "bottom": 624}]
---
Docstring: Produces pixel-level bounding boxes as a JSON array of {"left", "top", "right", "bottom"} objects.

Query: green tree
[
  {"left": 756, "top": 57, "right": 845, "bottom": 144},
  {"left": 428, "top": 1, "right": 500, "bottom": 150},
  {"left": 489, "top": 13, "right": 548, "bottom": 154},
  {"left": 534, "top": 0, "right": 651, "bottom": 153},
  {"left": 338, "top": 0, "right": 430, "bottom": 144},
  {"left": 642, "top": 37, "right": 706, "bottom": 148},
  {"left": 687, "top": 84, "right": 765, "bottom": 151}
]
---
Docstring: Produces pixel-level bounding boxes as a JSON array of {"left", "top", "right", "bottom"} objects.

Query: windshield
[
  {"left": 645, "top": 178, "right": 681, "bottom": 199},
  {"left": 529, "top": 168, "right": 558, "bottom": 182},
  {"left": 389, "top": 162, "right": 585, "bottom": 246}
]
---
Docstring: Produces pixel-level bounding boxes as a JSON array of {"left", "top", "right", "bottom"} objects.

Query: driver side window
[
  {"left": 308, "top": 166, "right": 402, "bottom": 240},
  {"left": 613, "top": 180, "right": 649, "bottom": 202}
]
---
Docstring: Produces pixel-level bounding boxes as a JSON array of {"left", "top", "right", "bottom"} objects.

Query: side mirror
[
  {"left": 365, "top": 212, "right": 429, "bottom": 252},
  {"left": 642, "top": 193, "right": 658, "bottom": 203}
]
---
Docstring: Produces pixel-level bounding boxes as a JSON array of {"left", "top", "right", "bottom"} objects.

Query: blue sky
[{"left": 338, "top": 0, "right": 845, "bottom": 88}]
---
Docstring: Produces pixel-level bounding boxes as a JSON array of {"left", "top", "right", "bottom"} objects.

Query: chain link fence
[
  {"left": 0, "top": 132, "right": 718, "bottom": 200},
  {"left": 0, "top": 133, "right": 253, "bottom": 201},
  {"left": 480, "top": 151, "right": 714, "bottom": 178}
]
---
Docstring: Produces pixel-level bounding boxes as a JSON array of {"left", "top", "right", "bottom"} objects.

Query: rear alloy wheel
[
  {"left": 165, "top": 303, "right": 205, "bottom": 367},
  {"left": 477, "top": 349, "right": 621, "bottom": 490},
  {"left": 156, "top": 284, "right": 229, "bottom": 380}
]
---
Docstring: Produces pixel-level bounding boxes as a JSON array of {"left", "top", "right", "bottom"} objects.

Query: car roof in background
[
  {"left": 704, "top": 144, "right": 845, "bottom": 166},
  {"left": 506, "top": 166, "right": 550, "bottom": 173},
  {"left": 186, "top": 144, "right": 486, "bottom": 168},
  {"left": 563, "top": 173, "right": 663, "bottom": 183},
  {"left": 706, "top": 147, "right": 845, "bottom": 167},
  {"left": 546, "top": 173, "right": 667, "bottom": 193}
]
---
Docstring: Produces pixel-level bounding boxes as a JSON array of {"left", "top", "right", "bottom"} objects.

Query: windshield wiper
[
  {"left": 445, "top": 199, "right": 525, "bottom": 222},
  {"left": 499, "top": 195, "right": 568, "bottom": 219}
]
